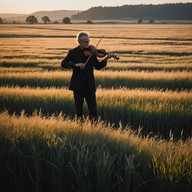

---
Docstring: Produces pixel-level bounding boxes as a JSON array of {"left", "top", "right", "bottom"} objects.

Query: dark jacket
[{"left": 61, "top": 46, "right": 107, "bottom": 92}]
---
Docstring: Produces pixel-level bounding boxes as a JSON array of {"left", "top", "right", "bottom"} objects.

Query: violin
[
  {"left": 83, "top": 36, "right": 119, "bottom": 67},
  {"left": 83, "top": 47, "right": 119, "bottom": 60}
]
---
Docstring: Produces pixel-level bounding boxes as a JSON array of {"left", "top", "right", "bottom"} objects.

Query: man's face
[{"left": 79, "top": 35, "right": 90, "bottom": 48}]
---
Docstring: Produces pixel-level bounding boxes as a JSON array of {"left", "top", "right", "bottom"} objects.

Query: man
[{"left": 61, "top": 31, "right": 112, "bottom": 122}]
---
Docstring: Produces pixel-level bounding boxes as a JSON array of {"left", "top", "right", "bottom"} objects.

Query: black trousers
[{"left": 73, "top": 83, "right": 97, "bottom": 121}]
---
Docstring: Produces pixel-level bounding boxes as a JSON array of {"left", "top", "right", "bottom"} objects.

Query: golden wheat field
[
  {"left": 0, "top": 24, "right": 192, "bottom": 192},
  {"left": 0, "top": 24, "right": 192, "bottom": 134}
]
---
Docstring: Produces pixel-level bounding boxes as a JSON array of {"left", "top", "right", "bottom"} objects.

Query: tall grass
[
  {"left": 0, "top": 111, "right": 191, "bottom": 192},
  {"left": 106, "top": 62, "right": 192, "bottom": 72},
  {"left": 0, "top": 70, "right": 191, "bottom": 90},
  {"left": 0, "top": 86, "right": 191, "bottom": 138},
  {"left": 0, "top": 24, "right": 192, "bottom": 191},
  {"left": 1, "top": 24, "right": 192, "bottom": 39},
  {"left": 1, "top": 25, "right": 192, "bottom": 68},
  {"left": 0, "top": 59, "right": 58, "bottom": 70},
  {"left": 1, "top": 59, "right": 192, "bottom": 72}
]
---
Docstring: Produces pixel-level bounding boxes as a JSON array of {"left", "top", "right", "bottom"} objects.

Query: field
[{"left": 0, "top": 24, "right": 192, "bottom": 192}]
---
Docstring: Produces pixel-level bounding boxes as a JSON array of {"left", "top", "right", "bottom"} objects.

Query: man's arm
[
  {"left": 61, "top": 50, "right": 85, "bottom": 69},
  {"left": 61, "top": 50, "right": 76, "bottom": 69},
  {"left": 94, "top": 54, "right": 113, "bottom": 70}
]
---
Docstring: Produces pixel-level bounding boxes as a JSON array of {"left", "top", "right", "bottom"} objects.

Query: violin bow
[{"left": 84, "top": 36, "right": 104, "bottom": 67}]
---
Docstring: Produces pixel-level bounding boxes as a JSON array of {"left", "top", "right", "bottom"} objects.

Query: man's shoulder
[{"left": 69, "top": 46, "right": 80, "bottom": 53}]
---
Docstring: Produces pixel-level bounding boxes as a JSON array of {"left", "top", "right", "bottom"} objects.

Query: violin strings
[{"left": 84, "top": 36, "right": 104, "bottom": 67}]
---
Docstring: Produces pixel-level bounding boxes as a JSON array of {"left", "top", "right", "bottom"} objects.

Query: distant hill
[
  {"left": 0, "top": 13, "right": 27, "bottom": 19},
  {"left": 0, "top": 10, "right": 81, "bottom": 22},
  {"left": 1, "top": 3, "right": 192, "bottom": 23},
  {"left": 71, "top": 3, "right": 192, "bottom": 20}
]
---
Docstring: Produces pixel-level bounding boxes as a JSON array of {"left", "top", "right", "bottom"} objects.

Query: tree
[
  {"left": 138, "top": 18, "right": 142, "bottom": 24},
  {"left": 42, "top": 16, "right": 50, "bottom": 24},
  {"left": 0, "top": 17, "right": 3, "bottom": 24},
  {"left": 63, "top": 17, "right": 71, "bottom": 24},
  {"left": 87, "top": 20, "right": 93, "bottom": 24},
  {"left": 26, "top": 15, "right": 38, "bottom": 24},
  {"left": 149, "top": 19, "right": 154, "bottom": 24}
]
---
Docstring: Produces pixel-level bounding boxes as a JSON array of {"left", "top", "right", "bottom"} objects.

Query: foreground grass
[
  {"left": 0, "top": 111, "right": 191, "bottom": 192},
  {"left": 0, "top": 86, "right": 191, "bottom": 138}
]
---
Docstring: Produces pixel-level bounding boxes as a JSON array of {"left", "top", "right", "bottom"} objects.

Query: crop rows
[
  {"left": 0, "top": 111, "right": 192, "bottom": 192},
  {"left": 0, "top": 24, "right": 192, "bottom": 191},
  {"left": 0, "top": 86, "right": 191, "bottom": 138},
  {"left": 0, "top": 70, "right": 191, "bottom": 90}
]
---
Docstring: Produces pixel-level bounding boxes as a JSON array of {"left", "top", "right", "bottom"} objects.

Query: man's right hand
[{"left": 75, "top": 63, "right": 85, "bottom": 69}]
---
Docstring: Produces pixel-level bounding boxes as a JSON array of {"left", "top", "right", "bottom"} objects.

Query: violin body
[{"left": 83, "top": 46, "right": 119, "bottom": 60}]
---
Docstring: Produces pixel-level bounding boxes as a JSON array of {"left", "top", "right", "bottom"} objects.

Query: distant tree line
[
  {"left": 1, "top": 16, "right": 154, "bottom": 24},
  {"left": 0, "top": 16, "right": 95, "bottom": 24},
  {"left": 24, "top": 16, "right": 95, "bottom": 24},
  {"left": 71, "top": 3, "right": 192, "bottom": 20},
  {"left": 24, "top": 15, "right": 72, "bottom": 24}
]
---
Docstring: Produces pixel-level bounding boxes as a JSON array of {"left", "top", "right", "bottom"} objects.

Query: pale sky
[{"left": 0, "top": 0, "right": 191, "bottom": 14}]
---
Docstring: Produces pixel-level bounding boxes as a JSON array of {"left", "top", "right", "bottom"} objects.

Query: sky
[{"left": 0, "top": 0, "right": 191, "bottom": 14}]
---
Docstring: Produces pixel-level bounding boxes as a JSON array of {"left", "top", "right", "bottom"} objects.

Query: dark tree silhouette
[
  {"left": 149, "top": 19, "right": 154, "bottom": 24},
  {"left": 0, "top": 17, "right": 3, "bottom": 24},
  {"left": 63, "top": 17, "right": 71, "bottom": 24},
  {"left": 26, "top": 15, "right": 38, "bottom": 24},
  {"left": 42, "top": 16, "right": 50, "bottom": 24},
  {"left": 138, "top": 19, "right": 142, "bottom": 24},
  {"left": 87, "top": 20, "right": 93, "bottom": 24}
]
